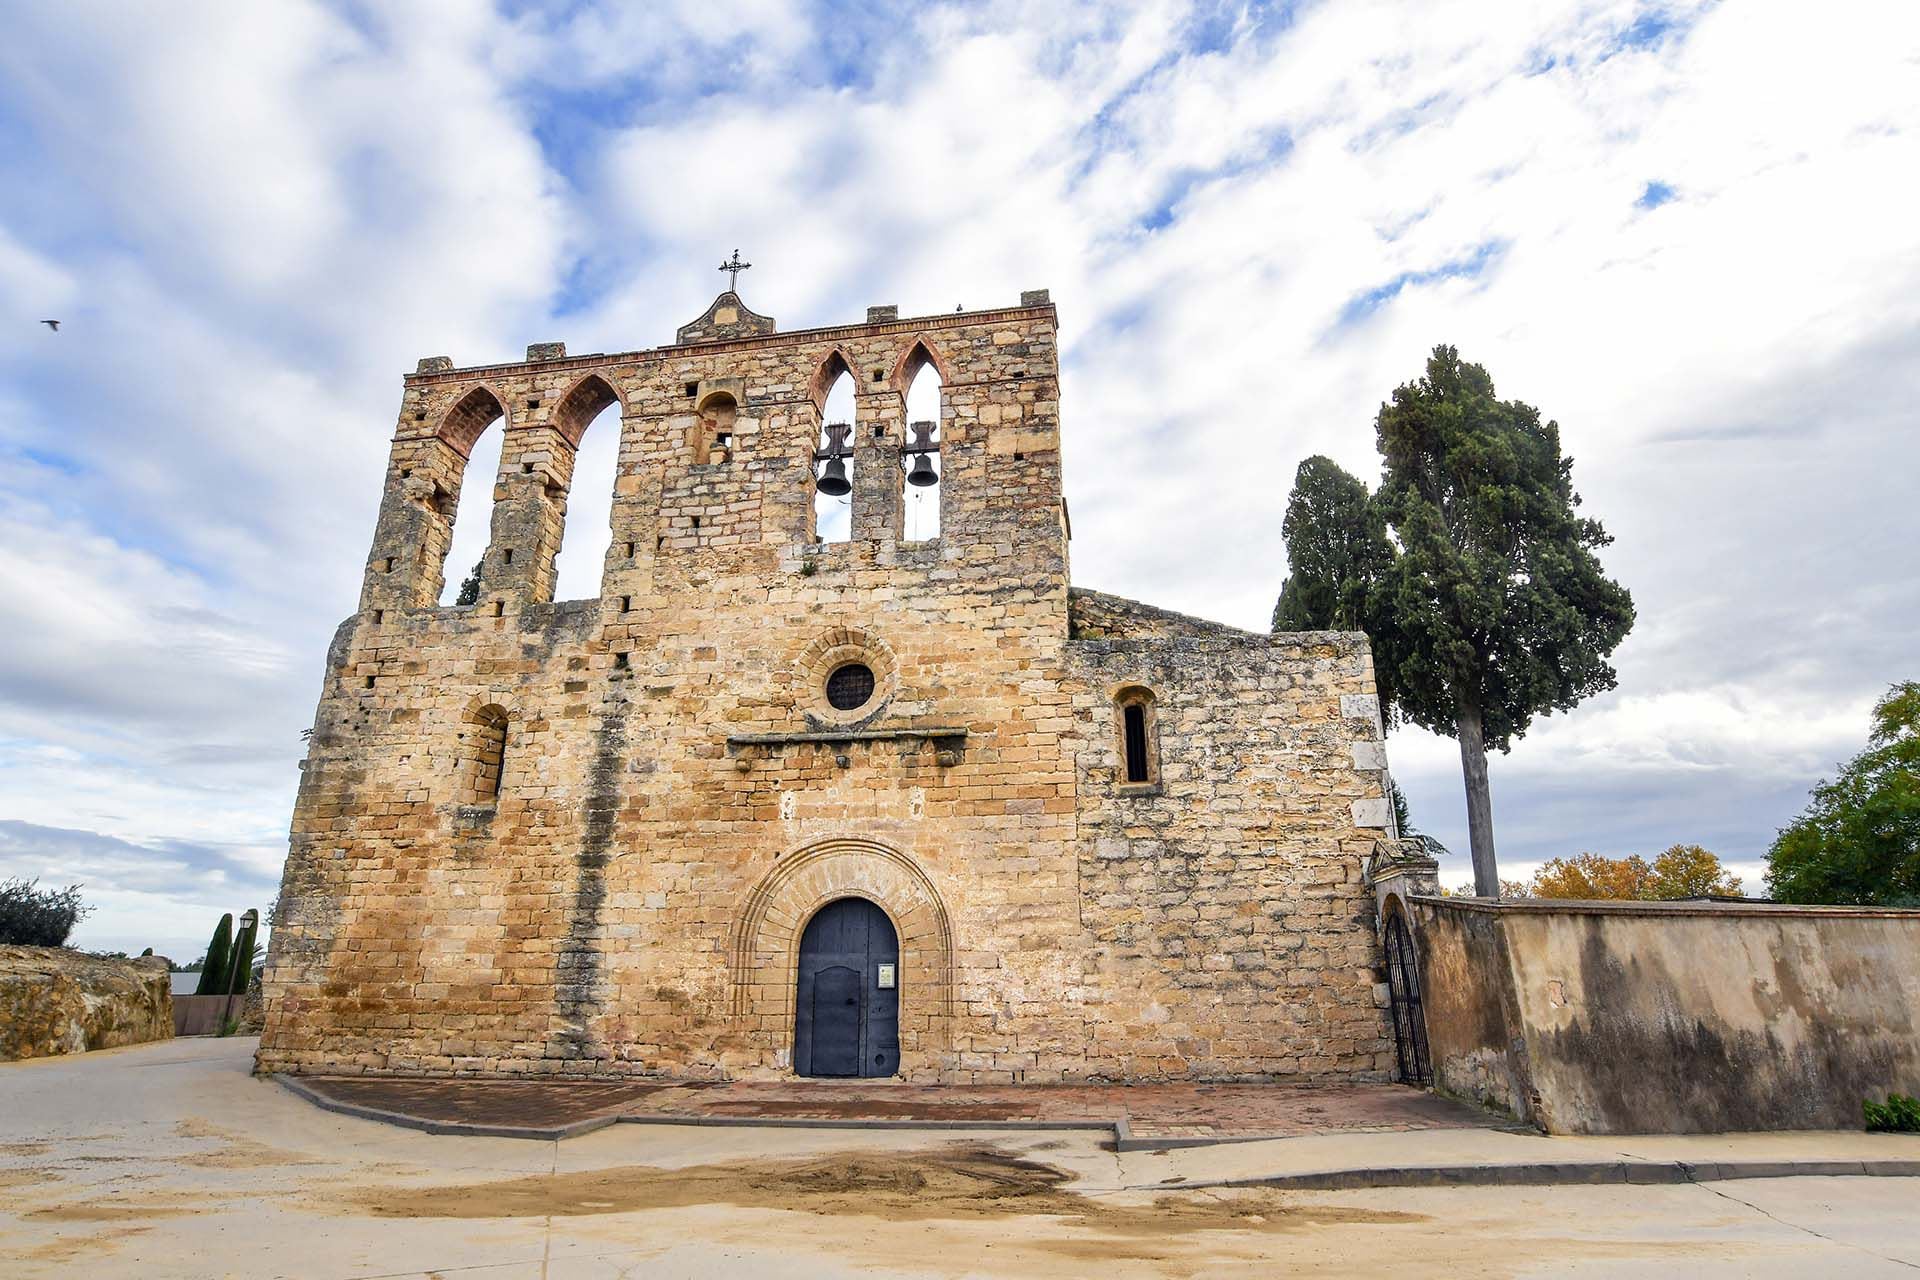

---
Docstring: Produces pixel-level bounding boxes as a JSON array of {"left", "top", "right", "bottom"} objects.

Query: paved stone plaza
[
  {"left": 6, "top": 1037, "right": 1920, "bottom": 1279},
  {"left": 286, "top": 1073, "right": 1496, "bottom": 1144}
]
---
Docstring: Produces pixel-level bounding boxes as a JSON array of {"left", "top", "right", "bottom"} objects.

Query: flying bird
[{"left": 41, "top": 320, "right": 59, "bottom": 331}]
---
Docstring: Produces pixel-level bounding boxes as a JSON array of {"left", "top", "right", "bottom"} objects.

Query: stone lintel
[{"left": 726, "top": 726, "right": 971, "bottom": 750}]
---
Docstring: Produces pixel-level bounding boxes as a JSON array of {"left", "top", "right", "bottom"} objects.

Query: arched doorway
[
  {"left": 1383, "top": 908, "right": 1432, "bottom": 1084},
  {"left": 794, "top": 898, "right": 899, "bottom": 1078}
]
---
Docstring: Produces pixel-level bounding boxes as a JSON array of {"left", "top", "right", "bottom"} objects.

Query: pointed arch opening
[
  {"left": 437, "top": 388, "right": 507, "bottom": 606},
  {"left": 552, "top": 375, "right": 622, "bottom": 601},
  {"left": 903, "top": 352, "right": 943, "bottom": 541},
  {"left": 814, "top": 359, "right": 855, "bottom": 544}
]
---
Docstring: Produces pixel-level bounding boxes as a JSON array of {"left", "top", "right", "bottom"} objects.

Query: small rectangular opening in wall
[
  {"left": 692, "top": 515, "right": 701, "bottom": 529},
  {"left": 522, "top": 462, "right": 534, "bottom": 474},
  {"left": 614, "top": 652, "right": 630, "bottom": 669},
  {"left": 872, "top": 369, "right": 884, "bottom": 382},
  {"left": 414, "top": 412, "right": 427, "bottom": 422},
  {"left": 372, "top": 609, "right": 384, "bottom": 624},
  {"left": 685, "top": 382, "right": 698, "bottom": 397},
  {"left": 620, "top": 595, "right": 631, "bottom": 612},
  {"left": 400, "top": 469, "right": 412, "bottom": 479},
  {"left": 492, "top": 601, "right": 505, "bottom": 618},
  {"left": 1014, "top": 452, "right": 1025, "bottom": 461},
  {"left": 384, "top": 557, "right": 396, "bottom": 572},
  {"left": 716, "top": 432, "right": 731, "bottom": 447},
  {"left": 364, "top": 675, "right": 375, "bottom": 689},
  {"left": 624, "top": 542, "right": 635, "bottom": 559},
  {"left": 526, "top": 399, "right": 538, "bottom": 410},
  {"left": 872, "top": 426, "right": 885, "bottom": 439},
  {"left": 503, "top": 548, "right": 514, "bottom": 564}
]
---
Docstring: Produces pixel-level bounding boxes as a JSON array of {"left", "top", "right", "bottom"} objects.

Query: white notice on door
[{"left": 876, "top": 963, "right": 896, "bottom": 989}]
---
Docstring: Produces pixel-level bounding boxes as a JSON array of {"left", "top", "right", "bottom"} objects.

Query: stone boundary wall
[
  {"left": 0, "top": 946, "right": 173, "bottom": 1062},
  {"left": 1411, "top": 897, "right": 1920, "bottom": 1133}
]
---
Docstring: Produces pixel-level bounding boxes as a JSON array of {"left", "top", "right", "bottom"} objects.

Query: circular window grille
[{"left": 825, "top": 662, "right": 876, "bottom": 711}]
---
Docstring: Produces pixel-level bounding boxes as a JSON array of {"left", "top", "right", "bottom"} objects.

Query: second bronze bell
[{"left": 816, "top": 456, "right": 852, "bottom": 496}]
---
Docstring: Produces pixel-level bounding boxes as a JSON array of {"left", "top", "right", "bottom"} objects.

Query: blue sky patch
[
  {"left": 1636, "top": 180, "right": 1678, "bottom": 210},
  {"left": 1336, "top": 239, "right": 1507, "bottom": 327}
]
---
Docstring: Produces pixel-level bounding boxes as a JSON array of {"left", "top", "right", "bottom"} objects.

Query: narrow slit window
[
  {"left": 1117, "top": 689, "right": 1157, "bottom": 788},
  {"left": 1123, "top": 703, "right": 1150, "bottom": 782}
]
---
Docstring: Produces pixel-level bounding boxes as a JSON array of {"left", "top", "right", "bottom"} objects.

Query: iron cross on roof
[{"left": 718, "top": 249, "right": 751, "bottom": 291}]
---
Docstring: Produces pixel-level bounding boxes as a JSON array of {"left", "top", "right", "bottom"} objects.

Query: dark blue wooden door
[{"left": 794, "top": 898, "right": 900, "bottom": 1078}]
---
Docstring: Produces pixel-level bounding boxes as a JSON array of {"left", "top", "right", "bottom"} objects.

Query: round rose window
[{"left": 825, "top": 662, "right": 876, "bottom": 710}]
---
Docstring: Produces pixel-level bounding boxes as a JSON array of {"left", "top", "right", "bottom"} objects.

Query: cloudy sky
[{"left": 1, "top": 0, "right": 1915, "bottom": 957}]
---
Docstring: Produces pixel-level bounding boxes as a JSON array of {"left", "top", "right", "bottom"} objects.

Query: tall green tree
[
  {"left": 1374, "top": 346, "right": 1634, "bottom": 896},
  {"left": 194, "top": 913, "right": 234, "bottom": 995},
  {"left": 1273, "top": 456, "right": 1396, "bottom": 633},
  {"left": 1387, "top": 776, "right": 1415, "bottom": 836},
  {"left": 454, "top": 557, "right": 484, "bottom": 607},
  {"left": 1768, "top": 680, "right": 1920, "bottom": 905}
]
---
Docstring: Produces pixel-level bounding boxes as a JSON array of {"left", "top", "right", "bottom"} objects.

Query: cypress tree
[
  {"left": 1273, "top": 456, "right": 1396, "bottom": 632},
  {"left": 194, "top": 913, "right": 234, "bottom": 995},
  {"left": 454, "top": 557, "right": 484, "bottom": 607},
  {"left": 1373, "top": 346, "right": 1634, "bottom": 895}
]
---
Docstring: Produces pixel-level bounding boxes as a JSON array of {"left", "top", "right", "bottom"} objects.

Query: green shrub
[
  {"left": 1864, "top": 1093, "right": 1920, "bottom": 1132},
  {"left": 0, "top": 878, "right": 90, "bottom": 946}
]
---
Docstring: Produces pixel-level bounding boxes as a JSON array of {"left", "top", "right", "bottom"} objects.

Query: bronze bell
[
  {"left": 904, "top": 420, "right": 939, "bottom": 487},
  {"left": 816, "top": 455, "right": 851, "bottom": 496}
]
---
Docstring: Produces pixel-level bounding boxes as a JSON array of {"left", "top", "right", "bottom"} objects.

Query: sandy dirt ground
[{"left": 2, "top": 1036, "right": 1916, "bottom": 1279}]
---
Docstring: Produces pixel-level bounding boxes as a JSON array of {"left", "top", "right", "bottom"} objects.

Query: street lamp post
[{"left": 221, "top": 908, "right": 259, "bottom": 1035}]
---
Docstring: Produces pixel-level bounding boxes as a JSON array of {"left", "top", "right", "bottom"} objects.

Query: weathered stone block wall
[
  {"left": 1067, "top": 592, "right": 1395, "bottom": 1080},
  {"left": 257, "top": 291, "right": 1393, "bottom": 1084},
  {"left": 1413, "top": 897, "right": 1920, "bottom": 1132},
  {"left": 0, "top": 947, "right": 173, "bottom": 1061}
]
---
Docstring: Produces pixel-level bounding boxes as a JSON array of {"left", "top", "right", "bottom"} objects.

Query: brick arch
[
  {"left": 438, "top": 384, "right": 511, "bottom": 457},
  {"left": 551, "top": 372, "right": 623, "bottom": 448},
  {"left": 809, "top": 347, "right": 857, "bottom": 409},
  {"left": 729, "top": 837, "right": 953, "bottom": 1074},
  {"left": 888, "top": 338, "right": 949, "bottom": 394}
]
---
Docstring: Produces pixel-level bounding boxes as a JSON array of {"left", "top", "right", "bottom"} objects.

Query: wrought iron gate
[{"left": 1383, "top": 910, "right": 1432, "bottom": 1085}]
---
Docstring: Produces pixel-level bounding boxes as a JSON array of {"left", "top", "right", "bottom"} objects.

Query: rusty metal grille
[{"left": 1384, "top": 911, "right": 1432, "bottom": 1085}]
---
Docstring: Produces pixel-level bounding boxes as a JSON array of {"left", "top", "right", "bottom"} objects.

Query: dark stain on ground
[
  {"left": 692, "top": 1099, "right": 1108, "bottom": 1121},
  {"left": 347, "top": 1144, "right": 1428, "bottom": 1235}
]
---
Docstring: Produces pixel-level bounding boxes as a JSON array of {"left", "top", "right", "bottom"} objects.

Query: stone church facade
[{"left": 257, "top": 286, "right": 1398, "bottom": 1084}]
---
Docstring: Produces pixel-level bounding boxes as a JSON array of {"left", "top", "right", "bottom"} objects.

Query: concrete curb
[
  {"left": 616, "top": 1113, "right": 1122, "bottom": 1139},
  {"left": 275, "top": 1075, "right": 622, "bottom": 1141},
  {"left": 1157, "top": 1158, "right": 1920, "bottom": 1193}
]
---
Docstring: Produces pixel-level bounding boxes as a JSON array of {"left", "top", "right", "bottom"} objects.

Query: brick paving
[{"left": 290, "top": 1077, "right": 1495, "bottom": 1143}]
